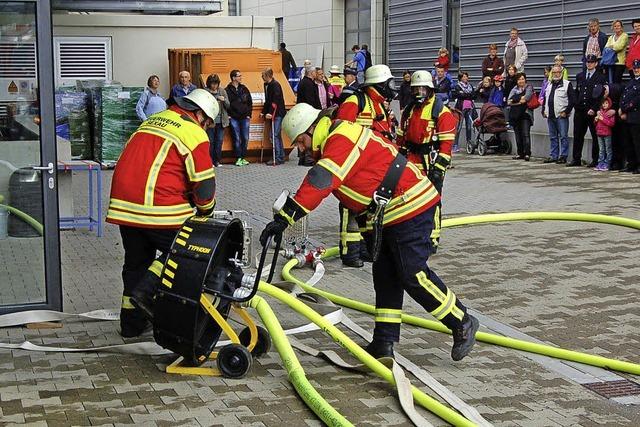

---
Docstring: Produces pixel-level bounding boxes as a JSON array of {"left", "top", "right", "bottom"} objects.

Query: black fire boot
[
  {"left": 130, "top": 273, "right": 159, "bottom": 322},
  {"left": 451, "top": 314, "right": 479, "bottom": 361},
  {"left": 365, "top": 339, "right": 394, "bottom": 359},
  {"left": 341, "top": 241, "right": 364, "bottom": 268},
  {"left": 120, "top": 307, "right": 151, "bottom": 338}
]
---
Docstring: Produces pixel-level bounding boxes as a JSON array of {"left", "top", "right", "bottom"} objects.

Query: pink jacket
[{"left": 595, "top": 108, "right": 615, "bottom": 136}]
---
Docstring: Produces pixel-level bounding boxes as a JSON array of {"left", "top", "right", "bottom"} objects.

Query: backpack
[{"left": 364, "top": 50, "right": 373, "bottom": 71}]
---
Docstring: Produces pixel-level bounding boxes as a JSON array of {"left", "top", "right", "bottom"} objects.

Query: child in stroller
[{"left": 467, "top": 102, "right": 512, "bottom": 155}]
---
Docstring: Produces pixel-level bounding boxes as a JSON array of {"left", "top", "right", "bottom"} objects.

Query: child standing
[
  {"left": 553, "top": 54, "right": 569, "bottom": 80},
  {"left": 435, "top": 47, "right": 450, "bottom": 72},
  {"left": 594, "top": 97, "right": 616, "bottom": 171}
]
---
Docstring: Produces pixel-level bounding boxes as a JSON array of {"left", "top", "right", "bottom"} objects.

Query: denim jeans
[
  {"left": 229, "top": 117, "right": 250, "bottom": 159},
  {"left": 363, "top": 207, "right": 467, "bottom": 341},
  {"left": 597, "top": 135, "right": 612, "bottom": 167},
  {"left": 271, "top": 116, "right": 284, "bottom": 163},
  {"left": 206, "top": 123, "right": 225, "bottom": 165},
  {"left": 547, "top": 116, "right": 569, "bottom": 159}
]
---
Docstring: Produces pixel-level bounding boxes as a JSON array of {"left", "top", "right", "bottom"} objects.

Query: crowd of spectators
[{"left": 405, "top": 18, "right": 640, "bottom": 173}]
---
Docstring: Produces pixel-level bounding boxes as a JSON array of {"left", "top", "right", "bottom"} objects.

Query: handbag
[
  {"left": 601, "top": 47, "right": 616, "bottom": 66},
  {"left": 527, "top": 90, "right": 540, "bottom": 110}
]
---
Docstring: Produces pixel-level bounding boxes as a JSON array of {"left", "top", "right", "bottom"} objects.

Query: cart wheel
[
  {"left": 239, "top": 325, "right": 272, "bottom": 357},
  {"left": 466, "top": 141, "right": 475, "bottom": 154},
  {"left": 478, "top": 141, "right": 487, "bottom": 156},
  {"left": 217, "top": 344, "right": 252, "bottom": 378}
]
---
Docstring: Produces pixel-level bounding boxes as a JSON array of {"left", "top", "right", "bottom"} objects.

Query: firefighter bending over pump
[
  {"left": 260, "top": 102, "right": 479, "bottom": 361},
  {"left": 106, "top": 89, "right": 220, "bottom": 338},
  {"left": 335, "top": 64, "right": 398, "bottom": 267},
  {"left": 397, "top": 70, "right": 458, "bottom": 253}
]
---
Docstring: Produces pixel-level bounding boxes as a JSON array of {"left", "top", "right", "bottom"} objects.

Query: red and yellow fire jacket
[
  {"left": 336, "top": 86, "right": 392, "bottom": 138},
  {"left": 397, "top": 97, "right": 457, "bottom": 175},
  {"left": 106, "top": 106, "right": 216, "bottom": 229},
  {"left": 277, "top": 118, "right": 440, "bottom": 230}
]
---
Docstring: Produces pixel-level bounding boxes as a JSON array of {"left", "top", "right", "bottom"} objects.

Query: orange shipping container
[{"left": 168, "top": 48, "right": 296, "bottom": 164}]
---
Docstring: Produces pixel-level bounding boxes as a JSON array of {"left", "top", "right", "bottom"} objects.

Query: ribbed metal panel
[
  {"left": 460, "top": 0, "right": 640, "bottom": 87},
  {"left": 388, "top": 0, "right": 444, "bottom": 77}
]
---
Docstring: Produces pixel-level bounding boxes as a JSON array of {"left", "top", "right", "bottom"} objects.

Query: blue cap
[
  {"left": 343, "top": 67, "right": 357, "bottom": 76},
  {"left": 633, "top": 59, "right": 640, "bottom": 69}
]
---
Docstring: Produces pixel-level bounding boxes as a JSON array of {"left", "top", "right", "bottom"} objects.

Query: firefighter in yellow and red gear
[
  {"left": 259, "top": 103, "right": 479, "bottom": 361},
  {"left": 334, "top": 64, "right": 398, "bottom": 267},
  {"left": 327, "top": 64, "right": 346, "bottom": 105},
  {"left": 397, "top": 70, "right": 457, "bottom": 253},
  {"left": 106, "top": 89, "right": 219, "bottom": 338}
]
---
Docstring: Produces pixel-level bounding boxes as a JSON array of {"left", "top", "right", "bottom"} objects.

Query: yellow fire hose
[
  {"left": 281, "top": 212, "right": 640, "bottom": 377},
  {"left": 256, "top": 281, "right": 477, "bottom": 427},
  {"left": 248, "top": 293, "right": 354, "bottom": 427}
]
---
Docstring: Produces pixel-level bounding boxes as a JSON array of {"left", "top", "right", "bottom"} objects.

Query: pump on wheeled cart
[{"left": 151, "top": 214, "right": 280, "bottom": 378}]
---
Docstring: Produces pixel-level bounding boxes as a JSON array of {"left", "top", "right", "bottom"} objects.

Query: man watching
[{"left": 170, "top": 70, "right": 197, "bottom": 98}]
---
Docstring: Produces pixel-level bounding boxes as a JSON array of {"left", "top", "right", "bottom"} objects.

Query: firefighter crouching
[
  {"left": 260, "top": 103, "right": 479, "bottom": 361},
  {"left": 106, "top": 89, "right": 219, "bottom": 338},
  {"left": 397, "top": 70, "right": 457, "bottom": 253},
  {"left": 335, "top": 64, "right": 397, "bottom": 267}
]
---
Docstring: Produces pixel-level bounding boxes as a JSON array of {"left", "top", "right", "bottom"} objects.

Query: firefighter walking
[
  {"left": 397, "top": 70, "right": 457, "bottom": 252},
  {"left": 335, "top": 64, "right": 397, "bottom": 267},
  {"left": 106, "top": 89, "right": 219, "bottom": 338},
  {"left": 260, "top": 103, "right": 479, "bottom": 361}
]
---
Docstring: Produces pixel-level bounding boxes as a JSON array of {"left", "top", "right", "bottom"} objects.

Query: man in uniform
[
  {"left": 567, "top": 54, "right": 608, "bottom": 167},
  {"left": 259, "top": 103, "right": 479, "bottom": 361},
  {"left": 397, "top": 70, "right": 457, "bottom": 253},
  {"left": 106, "top": 89, "right": 219, "bottom": 337},
  {"left": 334, "top": 64, "right": 397, "bottom": 267},
  {"left": 619, "top": 59, "right": 640, "bottom": 173},
  {"left": 337, "top": 67, "right": 359, "bottom": 105}
]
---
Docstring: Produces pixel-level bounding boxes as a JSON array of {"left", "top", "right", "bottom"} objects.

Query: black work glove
[
  {"left": 259, "top": 215, "right": 288, "bottom": 247},
  {"left": 428, "top": 168, "right": 444, "bottom": 194}
]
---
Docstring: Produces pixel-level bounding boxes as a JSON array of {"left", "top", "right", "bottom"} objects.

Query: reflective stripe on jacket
[
  {"left": 106, "top": 106, "right": 215, "bottom": 228},
  {"left": 292, "top": 118, "right": 439, "bottom": 229}
]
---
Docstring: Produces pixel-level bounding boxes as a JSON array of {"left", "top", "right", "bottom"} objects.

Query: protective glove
[
  {"left": 259, "top": 215, "right": 289, "bottom": 247},
  {"left": 428, "top": 167, "right": 444, "bottom": 194}
]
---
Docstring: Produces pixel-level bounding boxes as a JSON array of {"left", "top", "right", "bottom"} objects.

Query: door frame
[{"left": 0, "top": 0, "right": 62, "bottom": 314}]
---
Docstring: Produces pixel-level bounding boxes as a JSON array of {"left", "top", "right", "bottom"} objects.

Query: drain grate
[{"left": 583, "top": 380, "right": 640, "bottom": 398}]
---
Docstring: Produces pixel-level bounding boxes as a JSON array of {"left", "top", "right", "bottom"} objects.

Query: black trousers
[
  {"left": 626, "top": 123, "right": 640, "bottom": 169},
  {"left": 364, "top": 206, "right": 467, "bottom": 342},
  {"left": 119, "top": 225, "right": 177, "bottom": 326},
  {"left": 572, "top": 109, "right": 598, "bottom": 164},
  {"left": 513, "top": 117, "right": 532, "bottom": 157}
]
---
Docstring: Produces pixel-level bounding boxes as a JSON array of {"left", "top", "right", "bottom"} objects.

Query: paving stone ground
[{"left": 1, "top": 152, "right": 640, "bottom": 426}]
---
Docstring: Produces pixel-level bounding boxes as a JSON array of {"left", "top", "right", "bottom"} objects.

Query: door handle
[{"left": 30, "top": 162, "right": 54, "bottom": 174}]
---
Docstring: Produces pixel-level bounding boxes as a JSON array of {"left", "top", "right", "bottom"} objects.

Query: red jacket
[
  {"left": 595, "top": 108, "right": 616, "bottom": 137},
  {"left": 397, "top": 97, "right": 457, "bottom": 174},
  {"left": 287, "top": 118, "right": 439, "bottom": 229},
  {"left": 336, "top": 86, "right": 391, "bottom": 138},
  {"left": 626, "top": 33, "right": 640, "bottom": 70},
  {"left": 106, "top": 106, "right": 215, "bottom": 228}
]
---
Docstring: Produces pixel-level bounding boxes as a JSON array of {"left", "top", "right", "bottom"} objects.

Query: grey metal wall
[
  {"left": 459, "top": 0, "right": 640, "bottom": 87},
  {"left": 388, "top": 0, "right": 444, "bottom": 77}
]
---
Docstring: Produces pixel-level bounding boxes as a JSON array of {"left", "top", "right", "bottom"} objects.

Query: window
[
  {"left": 54, "top": 37, "right": 111, "bottom": 86},
  {"left": 276, "top": 17, "right": 283, "bottom": 46},
  {"left": 345, "top": 0, "right": 371, "bottom": 64},
  {"left": 228, "top": 0, "right": 239, "bottom": 16}
]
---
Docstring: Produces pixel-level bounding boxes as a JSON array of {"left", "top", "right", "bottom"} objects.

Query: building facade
[
  {"left": 239, "top": 0, "right": 386, "bottom": 72},
  {"left": 388, "top": 0, "right": 640, "bottom": 87}
]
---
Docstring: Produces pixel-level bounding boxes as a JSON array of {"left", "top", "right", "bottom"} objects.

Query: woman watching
[{"left": 507, "top": 72, "right": 534, "bottom": 161}]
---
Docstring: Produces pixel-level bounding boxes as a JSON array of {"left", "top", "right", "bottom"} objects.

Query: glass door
[{"left": 0, "top": 0, "right": 61, "bottom": 313}]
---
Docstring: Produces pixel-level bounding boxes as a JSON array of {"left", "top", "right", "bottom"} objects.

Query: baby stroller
[{"left": 467, "top": 103, "right": 511, "bottom": 156}]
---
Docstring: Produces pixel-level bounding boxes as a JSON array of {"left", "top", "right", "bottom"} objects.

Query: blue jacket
[
  {"left": 170, "top": 83, "right": 197, "bottom": 99},
  {"left": 135, "top": 88, "right": 167, "bottom": 121}
]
